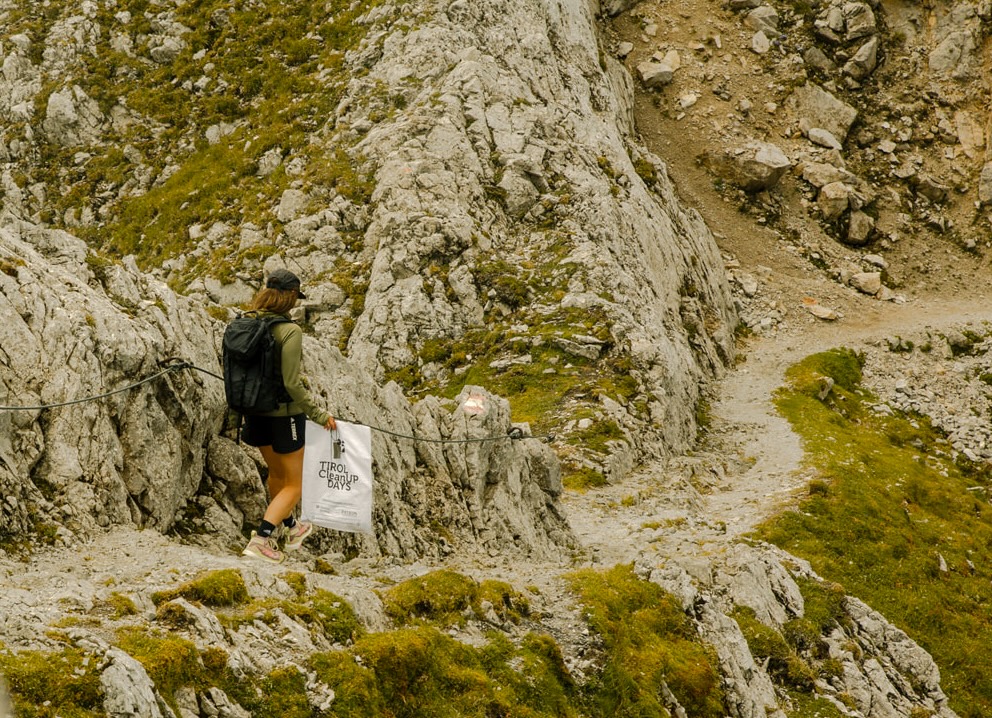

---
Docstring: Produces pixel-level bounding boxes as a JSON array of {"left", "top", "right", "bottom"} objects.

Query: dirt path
[{"left": 561, "top": 295, "right": 992, "bottom": 569}]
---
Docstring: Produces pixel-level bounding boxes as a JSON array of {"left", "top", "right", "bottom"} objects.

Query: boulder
[
  {"left": 788, "top": 83, "right": 858, "bottom": 144},
  {"left": 978, "top": 163, "right": 992, "bottom": 206},
  {"left": 702, "top": 141, "right": 792, "bottom": 192},
  {"left": 817, "top": 181, "right": 853, "bottom": 220},
  {"left": 844, "top": 2, "right": 877, "bottom": 40},
  {"left": 744, "top": 5, "right": 779, "bottom": 35},
  {"left": 846, "top": 210, "right": 875, "bottom": 246},
  {"left": 843, "top": 36, "right": 879, "bottom": 81},
  {"left": 849, "top": 271, "right": 882, "bottom": 295}
]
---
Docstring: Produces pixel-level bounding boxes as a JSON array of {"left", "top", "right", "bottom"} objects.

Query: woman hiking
[{"left": 239, "top": 268, "right": 335, "bottom": 563}]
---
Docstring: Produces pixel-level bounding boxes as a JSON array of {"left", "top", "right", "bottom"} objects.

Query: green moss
[
  {"left": 563, "top": 464, "right": 608, "bottom": 491},
  {"left": 381, "top": 569, "right": 478, "bottom": 627},
  {"left": 567, "top": 419, "right": 625, "bottom": 455},
  {"left": 219, "top": 590, "right": 363, "bottom": 645},
  {"left": 761, "top": 347, "right": 992, "bottom": 718},
  {"left": 732, "top": 606, "right": 816, "bottom": 690},
  {"left": 0, "top": 645, "right": 104, "bottom": 717},
  {"left": 151, "top": 568, "right": 250, "bottom": 607},
  {"left": 116, "top": 628, "right": 204, "bottom": 705},
  {"left": 312, "top": 590, "right": 365, "bottom": 644},
  {"left": 786, "top": 690, "right": 847, "bottom": 718},
  {"left": 324, "top": 625, "right": 580, "bottom": 718},
  {"left": 475, "top": 259, "right": 530, "bottom": 308},
  {"left": 567, "top": 564, "right": 725, "bottom": 718},
  {"left": 257, "top": 666, "right": 312, "bottom": 717},
  {"left": 784, "top": 347, "right": 864, "bottom": 397},
  {"left": 282, "top": 571, "right": 308, "bottom": 599}
]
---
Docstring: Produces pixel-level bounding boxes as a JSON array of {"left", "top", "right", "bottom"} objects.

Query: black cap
[{"left": 266, "top": 268, "right": 306, "bottom": 298}]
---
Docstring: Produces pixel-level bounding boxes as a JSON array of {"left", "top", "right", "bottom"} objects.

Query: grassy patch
[
  {"left": 151, "top": 568, "right": 250, "bottom": 607},
  {"left": 563, "top": 463, "right": 608, "bottom": 491},
  {"left": 30, "top": 0, "right": 385, "bottom": 289},
  {"left": 567, "top": 564, "right": 725, "bottom": 717},
  {"left": 380, "top": 569, "right": 530, "bottom": 628},
  {"left": 758, "top": 348, "right": 992, "bottom": 717},
  {"left": 0, "top": 644, "right": 104, "bottom": 717},
  {"left": 310, "top": 625, "right": 578, "bottom": 717}
]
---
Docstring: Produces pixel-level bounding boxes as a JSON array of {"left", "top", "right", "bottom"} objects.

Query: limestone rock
[
  {"left": 802, "top": 46, "right": 837, "bottom": 75},
  {"left": 978, "top": 163, "right": 992, "bottom": 205},
  {"left": 846, "top": 210, "right": 875, "bottom": 246},
  {"left": 638, "top": 59, "right": 676, "bottom": 88},
  {"left": 817, "top": 181, "right": 853, "bottom": 220},
  {"left": 843, "top": 2, "right": 877, "bottom": 40},
  {"left": 849, "top": 271, "right": 882, "bottom": 295},
  {"left": 788, "top": 83, "right": 858, "bottom": 144},
  {"left": 843, "top": 36, "right": 879, "bottom": 81},
  {"left": 101, "top": 648, "right": 169, "bottom": 718},
  {"left": 807, "top": 127, "right": 842, "bottom": 150},
  {"left": 929, "top": 30, "right": 977, "bottom": 79},
  {"left": 702, "top": 141, "right": 792, "bottom": 192}
]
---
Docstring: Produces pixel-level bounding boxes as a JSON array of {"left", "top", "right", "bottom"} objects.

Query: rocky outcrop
[
  {"left": 333, "top": 0, "right": 738, "bottom": 458},
  {"left": 0, "top": 220, "right": 571, "bottom": 559},
  {"left": 648, "top": 544, "right": 959, "bottom": 718}
]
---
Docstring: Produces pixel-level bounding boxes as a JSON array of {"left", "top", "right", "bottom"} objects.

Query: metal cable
[
  {"left": 0, "top": 364, "right": 188, "bottom": 412},
  {"left": 1, "top": 361, "right": 554, "bottom": 443}
]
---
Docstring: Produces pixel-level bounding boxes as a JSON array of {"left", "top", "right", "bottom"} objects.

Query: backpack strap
[{"left": 262, "top": 314, "right": 293, "bottom": 407}]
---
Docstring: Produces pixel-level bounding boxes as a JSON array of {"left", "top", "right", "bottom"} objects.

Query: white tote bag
[{"left": 301, "top": 419, "right": 374, "bottom": 534}]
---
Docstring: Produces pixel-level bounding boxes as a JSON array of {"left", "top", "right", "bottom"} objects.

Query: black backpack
[{"left": 222, "top": 314, "right": 292, "bottom": 423}]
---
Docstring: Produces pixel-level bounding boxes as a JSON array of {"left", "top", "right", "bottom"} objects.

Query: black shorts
[{"left": 242, "top": 413, "right": 306, "bottom": 454}]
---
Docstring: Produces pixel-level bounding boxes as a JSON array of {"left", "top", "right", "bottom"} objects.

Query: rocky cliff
[
  {"left": 0, "top": 0, "right": 738, "bottom": 495},
  {"left": 0, "top": 220, "right": 571, "bottom": 560}
]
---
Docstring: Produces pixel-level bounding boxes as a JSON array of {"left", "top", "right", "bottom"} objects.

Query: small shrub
[
  {"left": 563, "top": 465, "right": 607, "bottom": 491},
  {"left": 104, "top": 592, "right": 138, "bottom": 618},
  {"left": 808, "top": 479, "right": 830, "bottom": 497},
  {"left": 314, "top": 557, "right": 337, "bottom": 575}
]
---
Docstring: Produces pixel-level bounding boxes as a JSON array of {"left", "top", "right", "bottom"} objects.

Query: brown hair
[{"left": 250, "top": 287, "right": 298, "bottom": 315}]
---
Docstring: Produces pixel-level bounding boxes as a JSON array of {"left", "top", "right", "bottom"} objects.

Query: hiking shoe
[
  {"left": 242, "top": 532, "right": 285, "bottom": 564},
  {"left": 283, "top": 520, "right": 313, "bottom": 551}
]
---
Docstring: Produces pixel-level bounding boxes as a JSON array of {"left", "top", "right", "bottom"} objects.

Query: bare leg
[{"left": 259, "top": 445, "right": 304, "bottom": 525}]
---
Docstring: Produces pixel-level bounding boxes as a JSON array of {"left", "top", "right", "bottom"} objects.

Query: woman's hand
[{"left": 324, "top": 415, "right": 337, "bottom": 431}]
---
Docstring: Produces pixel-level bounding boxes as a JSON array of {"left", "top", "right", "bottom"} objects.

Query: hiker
[{"left": 239, "top": 268, "right": 336, "bottom": 563}]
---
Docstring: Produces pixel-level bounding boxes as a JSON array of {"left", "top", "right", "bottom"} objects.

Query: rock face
[
  {"left": 0, "top": 0, "right": 736, "bottom": 489},
  {"left": 339, "top": 0, "right": 737, "bottom": 457},
  {"left": 0, "top": 221, "right": 571, "bottom": 559},
  {"left": 648, "top": 544, "right": 959, "bottom": 718}
]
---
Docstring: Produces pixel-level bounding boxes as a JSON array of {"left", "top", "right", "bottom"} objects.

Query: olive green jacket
[{"left": 255, "top": 311, "right": 331, "bottom": 426}]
